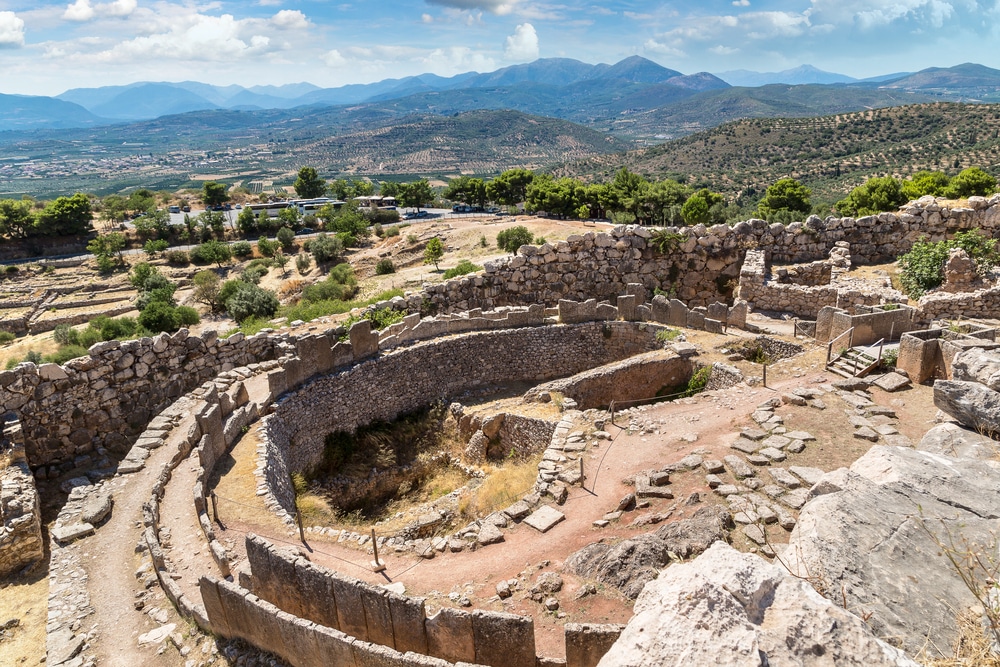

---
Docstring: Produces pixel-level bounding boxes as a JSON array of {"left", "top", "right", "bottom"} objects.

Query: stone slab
[
  {"left": 523, "top": 506, "right": 566, "bottom": 533},
  {"left": 51, "top": 523, "right": 95, "bottom": 544}
]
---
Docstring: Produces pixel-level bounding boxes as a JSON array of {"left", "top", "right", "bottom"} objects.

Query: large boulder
[
  {"left": 952, "top": 347, "right": 1000, "bottom": 392},
  {"left": 598, "top": 541, "right": 918, "bottom": 667},
  {"left": 917, "top": 422, "right": 999, "bottom": 460},
  {"left": 781, "top": 446, "right": 1000, "bottom": 657},
  {"left": 566, "top": 506, "right": 730, "bottom": 599},
  {"left": 933, "top": 379, "right": 1000, "bottom": 436}
]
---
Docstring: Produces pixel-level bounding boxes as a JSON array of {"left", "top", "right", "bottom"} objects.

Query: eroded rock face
[
  {"left": 917, "top": 422, "right": 999, "bottom": 460},
  {"left": 952, "top": 347, "right": 1000, "bottom": 392},
  {"left": 598, "top": 541, "right": 918, "bottom": 667},
  {"left": 933, "top": 379, "right": 1000, "bottom": 436},
  {"left": 566, "top": 506, "right": 730, "bottom": 599},
  {"left": 782, "top": 446, "right": 1000, "bottom": 656}
]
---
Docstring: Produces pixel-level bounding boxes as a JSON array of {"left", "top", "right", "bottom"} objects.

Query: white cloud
[
  {"left": 64, "top": 0, "right": 136, "bottom": 22},
  {"left": 422, "top": 13, "right": 434, "bottom": 23},
  {"left": 426, "top": 0, "right": 518, "bottom": 15},
  {"left": 733, "top": 0, "right": 750, "bottom": 6},
  {"left": 93, "top": 13, "right": 277, "bottom": 62},
  {"left": 710, "top": 45, "right": 739, "bottom": 55},
  {"left": 0, "top": 11, "right": 25, "bottom": 48},
  {"left": 258, "top": 0, "right": 283, "bottom": 5},
  {"left": 63, "top": 0, "right": 95, "bottom": 22},
  {"left": 271, "top": 9, "right": 309, "bottom": 29},
  {"left": 504, "top": 22, "right": 538, "bottom": 60},
  {"left": 624, "top": 11, "right": 653, "bottom": 20},
  {"left": 323, "top": 49, "right": 347, "bottom": 67},
  {"left": 643, "top": 38, "right": 685, "bottom": 58}
]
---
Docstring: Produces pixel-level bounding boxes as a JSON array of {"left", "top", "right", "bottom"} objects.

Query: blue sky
[{"left": 0, "top": 0, "right": 998, "bottom": 95}]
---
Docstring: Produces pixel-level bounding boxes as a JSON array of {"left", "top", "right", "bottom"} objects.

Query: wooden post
[
  {"left": 295, "top": 508, "right": 306, "bottom": 543},
  {"left": 762, "top": 364, "right": 767, "bottom": 388},
  {"left": 210, "top": 491, "right": 220, "bottom": 525},
  {"left": 609, "top": 401, "right": 615, "bottom": 427},
  {"left": 371, "top": 528, "right": 386, "bottom": 572},
  {"left": 579, "top": 457, "right": 585, "bottom": 489}
]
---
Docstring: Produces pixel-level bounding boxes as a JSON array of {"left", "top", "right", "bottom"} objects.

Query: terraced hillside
[{"left": 561, "top": 102, "right": 1000, "bottom": 204}]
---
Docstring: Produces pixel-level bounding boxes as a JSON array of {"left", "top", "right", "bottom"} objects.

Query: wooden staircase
[{"left": 826, "top": 347, "right": 879, "bottom": 378}]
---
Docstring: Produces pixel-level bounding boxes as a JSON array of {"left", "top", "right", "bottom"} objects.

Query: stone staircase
[{"left": 826, "top": 347, "right": 879, "bottom": 378}]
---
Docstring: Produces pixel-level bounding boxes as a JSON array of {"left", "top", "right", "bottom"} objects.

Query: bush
[
  {"left": 385, "top": 225, "right": 401, "bottom": 238},
  {"left": 257, "top": 237, "right": 279, "bottom": 258},
  {"left": 190, "top": 240, "right": 232, "bottom": 266},
  {"left": 309, "top": 233, "right": 343, "bottom": 264},
  {"left": 240, "top": 264, "right": 268, "bottom": 284},
  {"left": 226, "top": 283, "right": 279, "bottom": 322},
  {"left": 143, "top": 239, "right": 169, "bottom": 256},
  {"left": 442, "top": 259, "right": 481, "bottom": 279},
  {"left": 53, "top": 323, "right": 78, "bottom": 346},
  {"left": 375, "top": 258, "right": 395, "bottom": 275},
  {"left": 0, "top": 331, "right": 16, "bottom": 345},
  {"left": 496, "top": 225, "right": 534, "bottom": 253},
  {"left": 276, "top": 226, "right": 295, "bottom": 250},
  {"left": 232, "top": 241, "right": 253, "bottom": 257},
  {"left": 138, "top": 301, "right": 181, "bottom": 333},
  {"left": 373, "top": 224, "right": 384, "bottom": 238},
  {"left": 175, "top": 305, "right": 200, "bottom": 326},
  {"left": 193, "top": 270, "right": 222, "bottom": 311},
  {"left": 44, "top": 345, "right": 89, "bottom": 365},
  {"left": 898, "top": 229, "right": 999, "bottom": 297},
  {"left": 835, "top": 176, "right": 908, "bottom": 216},
  {"left": 165, "top": 250, "right": 190, "bottom": 266},
  {"left": 296, "top": 253, "right": 312, "bottom": 274}
]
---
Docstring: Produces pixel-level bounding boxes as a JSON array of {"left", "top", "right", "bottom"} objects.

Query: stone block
[
  {"left": 472, "top": 610, "right": 536, "bottom": 667},
  {"left": 331, "top": 572, "right": 370, "bottom": 641},
  {"left": 524, "top": 505, "right": 566, "bottom": 533},
  {"left": 666, "top": 299, "right": 688, "bottom": 327},
  {"left": 686, "top": 310, "right": 706, "bottom": 330},
  {"left": 426, "top": 607, "right": 475, "bottom": 664},
  {"left": 650, "top": 295, "right": 670, "bottom": 324},
  {"left": 349, "top": 319, "right": 379, "bottom": 360},
  {"left": 388, "top": 593, "right": 428, "bottom": 654},
  {"left": 704, "top": 318, "right": 724, "bottom": 334},
  {"left": 564, "top": 623, "right": 624, "bottom": 667},
  {"left": 559, "top": 299, "right": 598, "bottom": 324},
  {"left": 617, "top": 295, "right": 638, "bottom": 322},
  {"left": 727, "top": 301, "right": 748, "bottom": 329},
  {"left": 359, "top": 585, "right": 396, "bottom": 649},
  {"left": 706, "top": 302, "right": 728, "bottom": 323},
  {"left": 51, "top": 522, "right": 94, "bottom": 543}
]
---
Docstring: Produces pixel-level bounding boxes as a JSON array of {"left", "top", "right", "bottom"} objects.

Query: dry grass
[
  {"left": 0, "top": 567, "right": 48, "bottom": 667},
  {"left": 919, "top": 609, "right": 1000, "bottom": 666},
  {"left": 460, "top": 456, "right": 541, "bottom": 520}
]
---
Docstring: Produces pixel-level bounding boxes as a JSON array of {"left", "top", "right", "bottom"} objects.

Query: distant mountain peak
[{"left": 715, "top": 65, "right": 856, "bottom": 87}]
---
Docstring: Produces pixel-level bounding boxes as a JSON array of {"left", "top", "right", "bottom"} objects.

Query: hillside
[
  {"left": 0, "top": 94, "right": 106, "bottom": 131},
  {"left": 559, "top": 102, "right": 1000, "bottom": 205}
]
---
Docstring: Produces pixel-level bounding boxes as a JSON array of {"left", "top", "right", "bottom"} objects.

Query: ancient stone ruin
[{"left": 4, "top": 195, "right": 1000, "bottom": 666}]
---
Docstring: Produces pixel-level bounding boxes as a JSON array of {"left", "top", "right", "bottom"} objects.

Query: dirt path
[{"left": 80, "top": 405, "right": 201, "bottom": 667}]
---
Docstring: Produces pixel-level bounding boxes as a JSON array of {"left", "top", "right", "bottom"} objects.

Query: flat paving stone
[
  {"left": 677, "top": 454, "right": 703, "bottom": 469},
  {"left": 702, "top": 459, "right": 725, "bottom": 474},
  {"left": 758, "top": 447, "right": 787, "bottom": 462},
  {"left": 523, "top": 505, "right": 566, "bottom": 533},
  {"left": 730, "top": 438, "right": 759, "bottom": 454},
  {"left": 849, "top": 415, "right": 874, "bottom": 428},
  {"left": 854, "top": 426, "right": 880, "bottom": 442},
  {"left": 747, "top": 454, "right": 771, "bottom": 466},
  {"left": 51, "top": 523, "right": 95, "bottom": 544},
  {"left": 884, "top": 433, "right": 914, "bottom": 447},
  {"left": 875, "top": 424, "right": 899, "bottom": 436},
  {"left": 839, "top": 392, "right": 874, "bottom": 409},
  {"left": 769, "top": 467, "right": 801, "bottom": 489},
  {"left": 743, "top": 524, "right": 767, "bottom": 545},
  {"left": 788, "top": 466, "right": 825, "bottom": 487},
  {"left": 762, "top": 484, "right": 786, "bottom": 499},
  {"left": 752, "top": 410, "right": 774, "bottom": 424},
  {"left": 809, "top": 399, "right": 827, "bottom": 410},
  {"left": 742, "top": 428, "right": 768, "bottom": 441},
  {"left": 714, "top": 484, "right": 740, "bottom": 497},
  {"left": 502, "top": 501, "right": 532, "bottom": 521},
  {"left": 784, "top": 430, "right": 815, "bottom": 442},
  {"left": 762, "top": 435, "right": 791, "bottom": 450},
  {"left": 873, "top": 372, "right": 911, "bottom": 392},
  {"left": 786, "top": 440, "right": 806, "bottom": 454},
  {"left": 723, "top": 455, "right": 755, "bottom": 478}
]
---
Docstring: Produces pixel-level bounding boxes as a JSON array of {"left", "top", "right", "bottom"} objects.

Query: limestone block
[
  {"left": 666, "top": 299, "right": 688, "bottom": 327},
  {"left": 349, "top": 320, "right": 379, "bottom": 360},
  {"left": 650, "top": 295, "right": 670, "bottom": 324},
  {"left": 426, "top": 607, "right": 475, "bottom": 664},
  {"left": 617, "top": 295, "right": 638, "bottom": 322},
  {"left": 388, "top": 593, "right": 428, "bottom": 654},
  {"left": 359, "top": 585, "right": 396, "bottom": 649},
  {"left": 331, "top": 572, "right": 370, "bottom": 641},
  {"left": 472, "top": 610, "right": 536, "bottom": 667},
  {"left": 565, "top": 623, "right": 624, "bottom": 667}
]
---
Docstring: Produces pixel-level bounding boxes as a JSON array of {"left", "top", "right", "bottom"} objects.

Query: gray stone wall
[
  {"left": 268, "top": 321, "right": 662, "bottom": 479},
  {"left": 391, "top": 196, "right": 1000, "bottom": 317},
  {"left": 0, "top": 455, "right": 44, "bottom": 577},
  {"left": 0, "top": 328, "right": 284, "bottom": 473}
]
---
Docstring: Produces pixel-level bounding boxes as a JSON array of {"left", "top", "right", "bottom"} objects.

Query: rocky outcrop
[
  {"left": 0, "top": 457, "right": 44, "bottom": 577},
  {"left": 598, "top": 541, "right": 918, "bottom": 667},
  {"left": 781, "top": 446, "right": 1000, "bottom": 656},
  {"left": 566, "top": 506, "right": 730, "bottom": 599},
  {"left": 951, "top": 347, "right": 1000, "bottom": 391},
  {"left": 933, "top": 379, "right": 1000, "bottom": 436},
  {"left": 917, "top": 422, "right": 999, "bottom": 460}
]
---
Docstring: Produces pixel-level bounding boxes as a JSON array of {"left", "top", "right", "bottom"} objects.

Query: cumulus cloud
[
  {"left": 426, "top": 0, "right": 518, "bottom": 15},
  {"left": 811, "top": 0, "right": 967, "bottom": 29},
  {"left": 94, "top": 13, "right": 275, "bottom": 62},
  {"left": 504, "top": 22, "right": 538, "bottom": 60},
  {"left": 733, "top": 0, "right": 750, "bottom": 5},
  {"left": 0, "top": 11, "right": 25, "bottom": 48},
  {"left": 63, "top": 0, "right": 136, "bottom": 22},
  {"left": 271, "top": 9, "right": 309, "bottom": 29},
  {"left": 710, "top": 45, "right": 739, "bottom": 55},
  {"left": 422, "top": 13, "right": 434, "bottom": 23}
]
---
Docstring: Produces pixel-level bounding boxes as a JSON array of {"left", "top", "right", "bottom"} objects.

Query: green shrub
[
  {"left": 296, "top": 253, "right": 312, "bottom": 274},
  {"left": 442, "top": 259, "right": 481, "bottom": 279},
  {"left": 496, "top": 225, "right": 534, "bottom": 253},
  {"left": 257, "top": 237, "right": 279, "bottom": 258},
  {"left": 190, "top": 240, "right": 232, "bottom": 266},
  {"left": 165, "top": 250, "right": 190, "bottom": 266},
  {"left": 898, "top": 229, "right": 999, "bottom": 298},
  {"left": 682, "top": 365, "right": 712, "bottom": 397},
  {"left": 309, "top": 233, "right": 343, "bottom": 264},
  {"left": 53, "top": 323, "right": 78, "bottom": 346},
  {"left": 241, "top": 264, "right": 269, "bottom": 284},
  {"left": 226, "top": 283, "right": 279, "bottom": 323},
  {"left": 138, "top": 301, "right": 181, "bottom": 333},
  {"left": 277, "top": 226, "right": 295, "bottom": 250},
  {"left": 655, "top": 328, "right": 681, "bottom": 343},
  {"left": 44, "top": 345, "right": 89, "bottom": 365},
  {"left": 385, "top": 225, "right": 401, "bottom": 237},
  {"left": 373, "top": 224, "right": 384, "bottom": 238},
  {"left": 375, "top": 258, "right": 395, "bottom": 275},
  {"left": 0, "top": 331, "right": 16, "bottom": 345},
  {"left": 232, "top": 241, "right": 253, "bottom": 257},
  {"left": 5, "top": 265, "right": 19, "bottom": 274}
]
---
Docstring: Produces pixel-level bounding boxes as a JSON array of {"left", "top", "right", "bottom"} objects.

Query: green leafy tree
[
  {"left": 424, "top": 237, "right": 444, "bottom": 270},
  {"left": 276, "top": 226, "right": 295, "bottom": 250},
  {"left": 898, "top": 229, "right": 999, "bottom": 297},
  {"left": 190, "top": 240, "right": 233, "bottom": 267},
  {"left": 293, "top": 166, "right": 327, "bottom": 198},
  {"left": 486, "top": 168, "right": 534, "bottom": 207},
  {"left": 100, "top": 195, "right": 128, "bottom": 225},
  {"left": 379, "top": 181, "right": 400, "bottom": 197},
  {"left": 680, "top": 189, "right": 722, "bottom": 225},
  {"left": 138, "top": 301, "right": 181, "bottom": 333},
  {"left": 902, "top": 171, "right": 951, "bottom": 200},
  {"left": 398, "top": 180, "right": 434, "bottom": 211},
  {"left": 36, "top": 193, "right": 93, "bottom": 236},
  {"left": 443, "top": 176, "right": 487, "bottom": 207},
  {"left": 296, "top": 253, "right": 312, "bottom": 274},
  {"left": 273, "top": 251, "right": 290, "bottom": 276},
  {"left": 496, "top": 225, "right": 534, "bottom": 253},
  {"left": 835, "top": 176, "right": 907, "bottom": 217},
  {"left": 0, "top": 199, "right": 35, "bottom": 239},
  {"left": 192, "top": 270, "right": 223, "bottom": 311},
  {"left": 236, "top": 206, "right": 258, "bottom": 236},
  {"left": 202, "top": 181, "right": 229, "bottom": 207},
  {"left": 946, "top": 167, "right": 998, "bottom": 198},
  {"left": 756, "top": 178, "right": 812, "bottom": 221},
  {"left": 87, "top": 232, "right": 126, "bottom": 272},
  {"left": 277, "top": 205, "right": 302, "bottom": 230}
]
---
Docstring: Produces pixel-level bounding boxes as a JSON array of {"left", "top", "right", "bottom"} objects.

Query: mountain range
[{"left": 2, "top": 57, "right": 998, "bottom": 136}]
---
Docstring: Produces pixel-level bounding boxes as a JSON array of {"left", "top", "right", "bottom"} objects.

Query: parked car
[
  {"left": 181, "top": 205, "right": 191, "bottom": 212},
  {"left": 295, "top": 228, "right": 314, "bottom": 236},
  {"left": 168, "top": 205, "right": 180, "bottom": 213}
]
